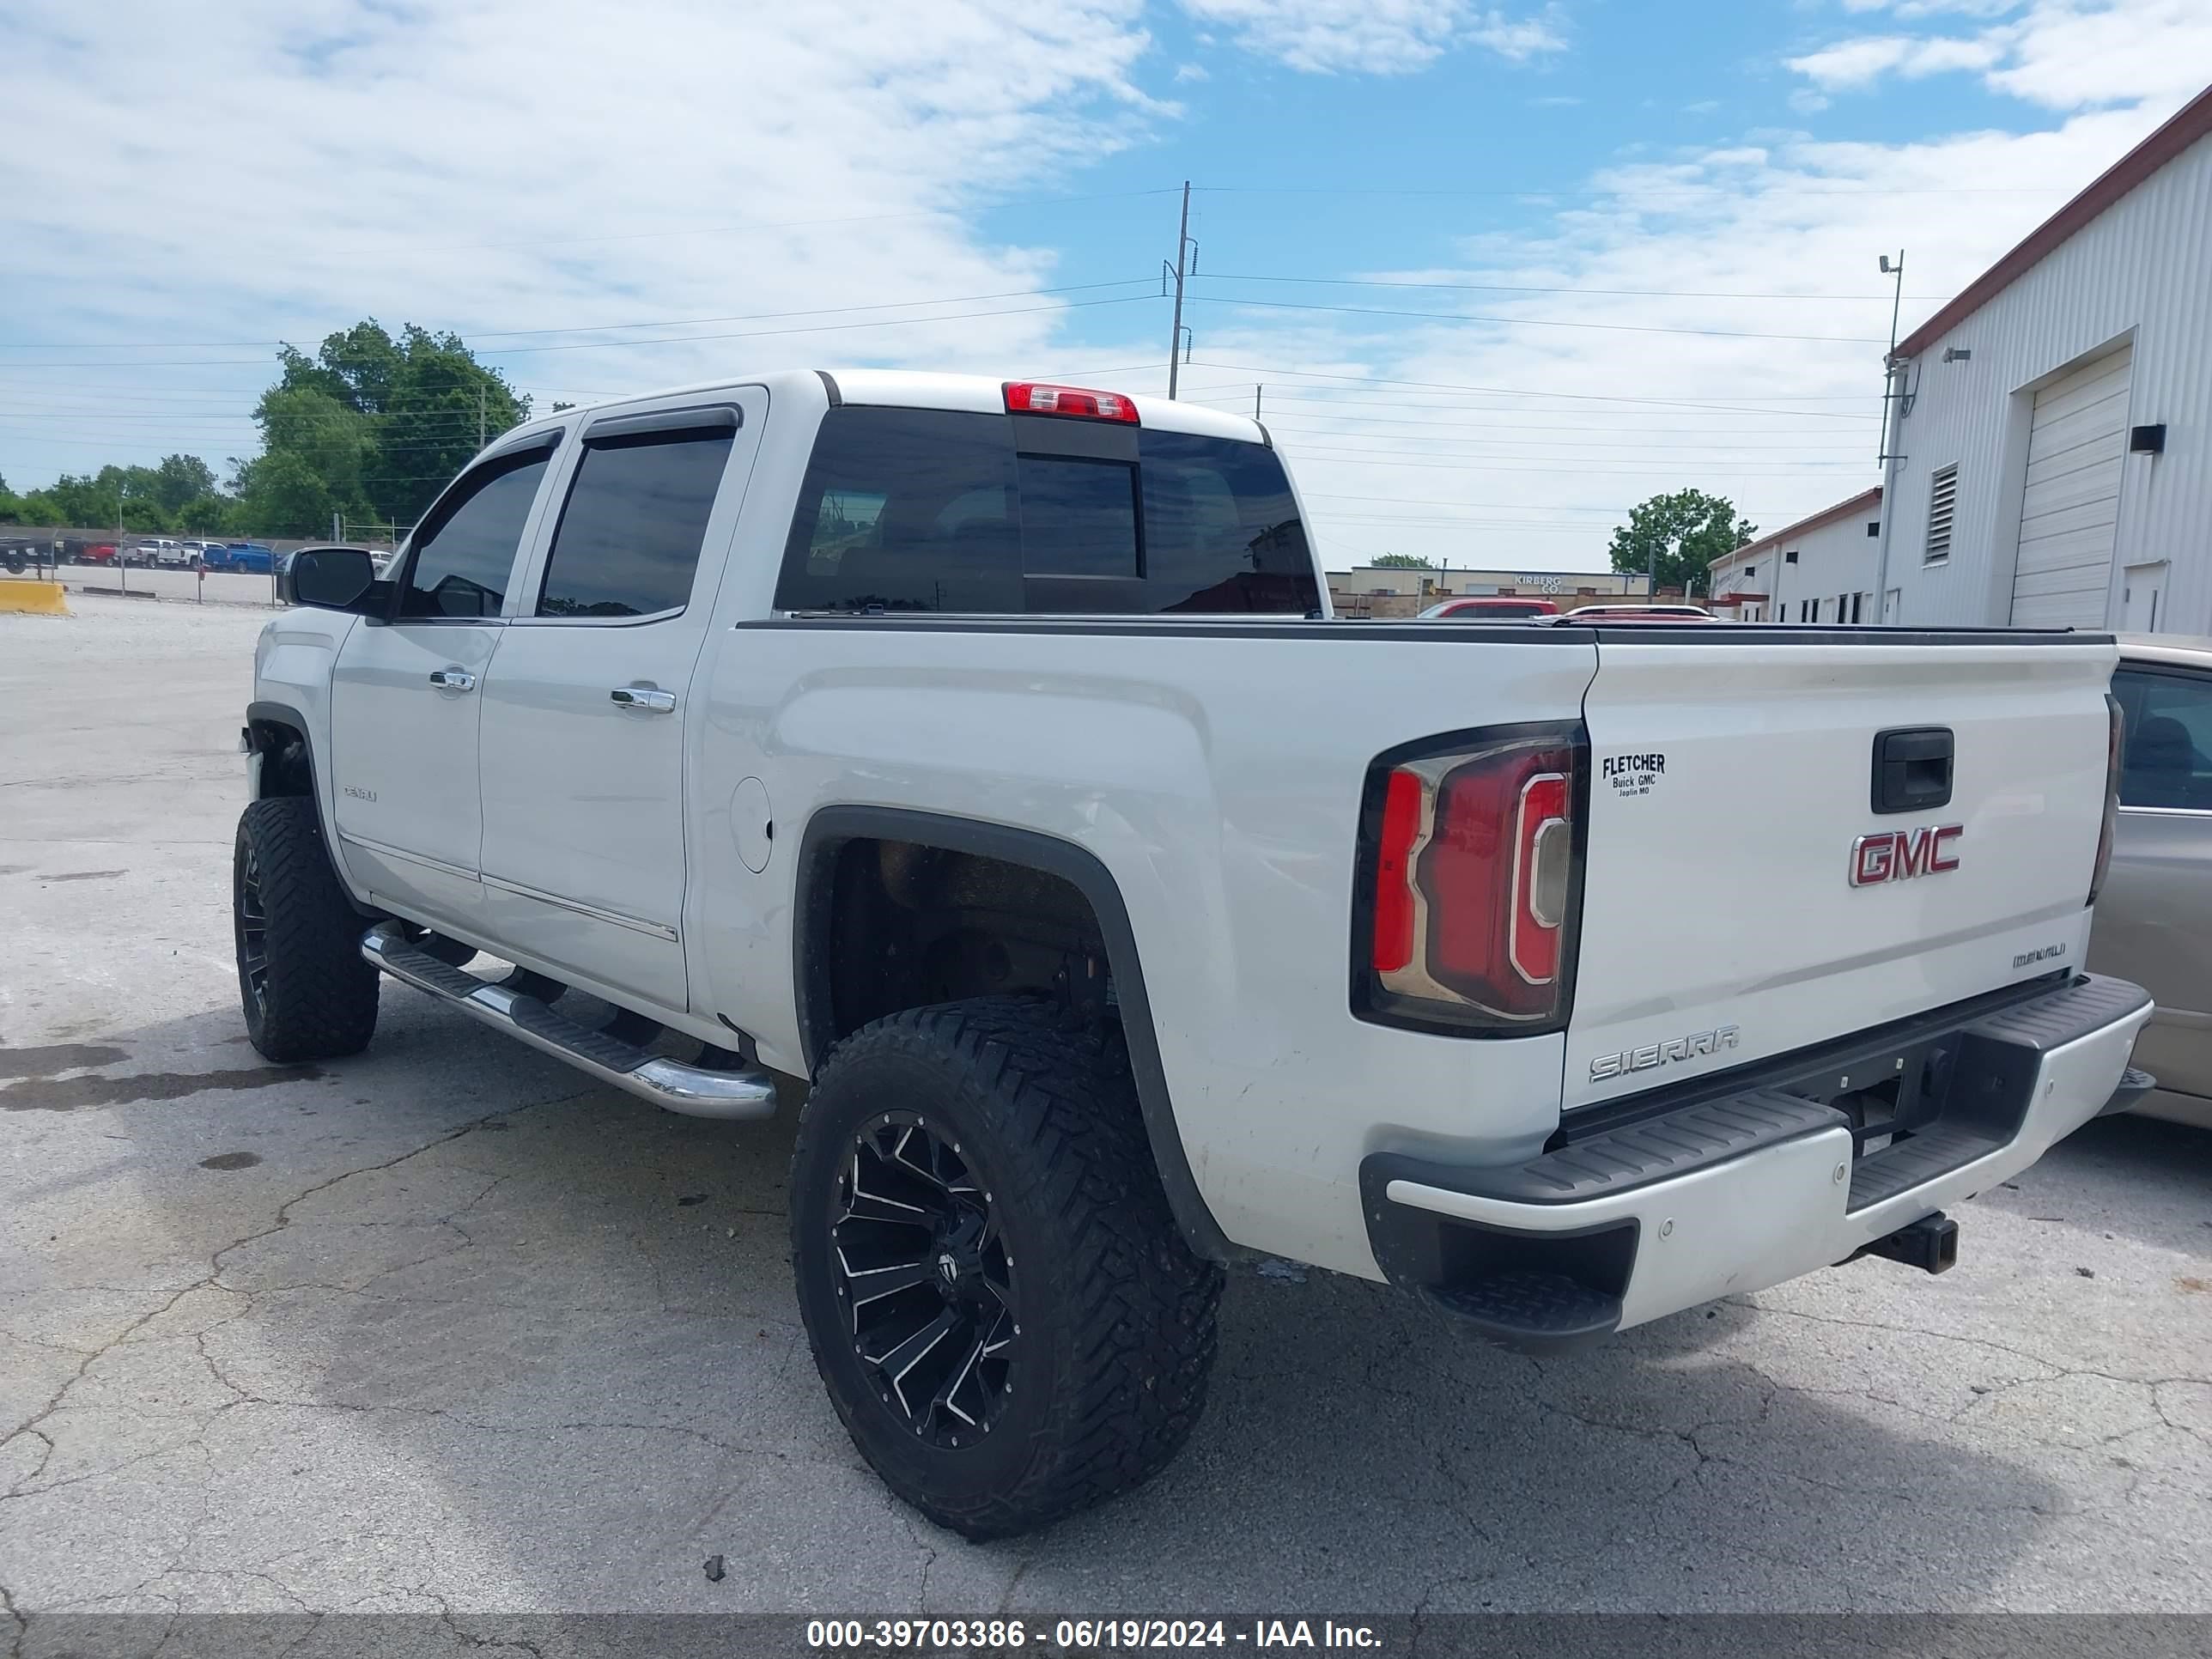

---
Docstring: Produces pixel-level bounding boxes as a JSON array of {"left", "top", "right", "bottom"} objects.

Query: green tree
[
  {"left": 1369, "top": 553, "right": 1433, "bottom": 568},
  {"left": 0, "top": 471, "right": 19, "bottom": 522},
  {"left": 254, "top": 386, "right": 373, "bottom": 520},
  {"left": 1607, "top": 489, "right": 1757, "bottom": 595},
  {"left": 232, "top": 449, "right": 344, "bottom": 538},
  {"left": 267, "top": 320, "right": 528, "bottom": 524},
  {"left": 17, "top": 489, "right": 63, "bottom": 526},
  {"left": 174, "top": 494, "right": 235, "bottom": 534},
  {"left": 152, "top": 453, "right": 220, "bottom": 513}
]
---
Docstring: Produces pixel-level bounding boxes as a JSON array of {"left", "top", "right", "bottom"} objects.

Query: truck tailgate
[{"left": 1565, "top": 636, "right": 2118, "bottom": 1112}]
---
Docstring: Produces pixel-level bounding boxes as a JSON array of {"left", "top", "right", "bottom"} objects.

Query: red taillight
[
  {"left": 2089, "top": 692, "right": 2123, "bottom": 907},
  {"left": 1371, "top": 769, "right": 1425, "bottom": 975},
  {"left": 1362, "top": 731, "right": 1583, "bottom": 1030},
  {"left": 1003, "top": 380, "right": 1140, "bottom": 423}
]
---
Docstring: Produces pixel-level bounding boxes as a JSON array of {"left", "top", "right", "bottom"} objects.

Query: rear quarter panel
[{"left": 693, "top": 623, "right": 1598, "bottom": 1276}]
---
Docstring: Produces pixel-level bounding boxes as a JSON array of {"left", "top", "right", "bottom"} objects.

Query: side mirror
[{"left": 286, "top": 546, "right": 379, "bottom": 612}]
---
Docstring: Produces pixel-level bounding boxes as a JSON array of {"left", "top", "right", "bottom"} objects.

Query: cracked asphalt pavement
[{"left": 3, "top": 593, "right": 2209, "bottom": 1629}]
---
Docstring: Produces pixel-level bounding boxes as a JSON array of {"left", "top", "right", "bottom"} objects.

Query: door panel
[
  {"left": 477, "top": 392, "right": 764, "bottom": 1012},
  {"left": 330, "top": 623, "right": 499, "bottom": 924},
  {"left": 2091, "top": 811, "right": 2212, "bottom": 1100},
  {"left": 2090, "top": 664, "right": 2212, "bottom": 1103},
  {"left": 326, "top": 444, "right": 558, "bottom": 929}
]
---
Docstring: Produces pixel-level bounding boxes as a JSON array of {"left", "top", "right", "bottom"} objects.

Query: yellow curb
[{"left": 0, "top": 580, "right": 71, "bottom": 616}]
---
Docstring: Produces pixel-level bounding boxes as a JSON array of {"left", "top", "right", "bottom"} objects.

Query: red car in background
[
  {"left": 1417, "top": 595, "right": 1559, "bottom": 620},
  {"left": 1538, "top": 604, "right": 1721, "bottom": 625}
]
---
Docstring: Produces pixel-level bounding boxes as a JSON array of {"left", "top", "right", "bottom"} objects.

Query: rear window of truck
[{"left": 774, "top": 407, "right": 1319, "bottom": 616}]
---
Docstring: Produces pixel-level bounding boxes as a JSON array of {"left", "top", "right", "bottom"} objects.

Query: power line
[
  {"left": 0, "top": 279, "right": 1158, "bottom": 351},
  {"left": 1215, "top": 416, "right": 1866, "bottom": 451},
  {"left": 1192, "top": 183, "right": 2072, "bottom": 199},
  {"left": 1303, "top": 493, "right": 1633, "bottom": 513},
  {"left": 351, "top": 185, "right": 1182, "bottom": 258},
  {"left": 1179, "top": 378, "right": 1877, "bottom": 410},
  {"left": 0, "top": 294, "right": 1159, "bottom": 368},
  {"left": 1195, "top": 272, "right": 1953, "bottom": 303},
  {"left": 1188, "top": 292, "right": 1887, "bottom": 346},
  {"left": 1186, "top": 361, "right": 1882, "bottom": 418},
  {"left": 1280, "top": 448, "right": 1872, "bottom": 476}
]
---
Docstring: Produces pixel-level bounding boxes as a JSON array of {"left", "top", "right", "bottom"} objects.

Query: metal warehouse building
[
  {"left": 1879, "top": 83, "right": 2212, "bottom": 632},
  {"left": 1706, "top": 487, "right": 1883, "bottom": 623},
  {"left": 1709, "top": 84, "right": 2212, "bottom": 632}
]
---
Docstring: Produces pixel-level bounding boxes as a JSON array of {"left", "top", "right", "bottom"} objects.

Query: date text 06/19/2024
[{"left": 804, "top": 1618, "right": 1383, "bottom": 1650}]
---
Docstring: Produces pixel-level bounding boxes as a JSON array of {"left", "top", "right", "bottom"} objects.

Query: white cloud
[
  {"left": 1171, "top": 2, "right": 1565, "bottom": 75},
  {"left": 1790, "top": 0, "right": 2212, "bottom": 108},
  {"left": 1787, "top": 31, "right": 2008, "bottom": 90},
  {"left": 1170, "top": 15, "right": 2199, "bottom": 571},
  {"left": 1987, "top": 0, "right": 2212, "bottom": 107},
  {"left": 0, "top": 0, "right": 1165, "bottom": 485},
  {"left": 1175, "top": 59, "right": 1212, "bottom": 80}
]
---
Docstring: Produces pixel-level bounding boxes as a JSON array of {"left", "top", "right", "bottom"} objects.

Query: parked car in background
[
  {"left": 1418, "top": 596, "right": 1559, "bottom": 620},
  {"left": 56, "top": 537, "right": 116, "bottom": 565},
  {"left": 204, "top": 542, "right": 276, "bottom": 574},
  {"left": 1539, "top": 604, "right": 1720, "bottom": 624},
  {"left": 2088, "top": 635, "right": 2212, "bottom": 1129}
]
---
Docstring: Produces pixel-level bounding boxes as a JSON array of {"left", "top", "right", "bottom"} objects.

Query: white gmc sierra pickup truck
[{"left": 236, "top": 369, "right": 2153, "bottom": 1538}]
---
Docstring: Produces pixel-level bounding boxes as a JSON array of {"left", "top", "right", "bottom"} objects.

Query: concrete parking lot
[
  {"left": 11, "top": 566, "right": 291, "bottom": 608},
  {"left": 3, "top": 592, "right": 2209, "bottom": 1626}
]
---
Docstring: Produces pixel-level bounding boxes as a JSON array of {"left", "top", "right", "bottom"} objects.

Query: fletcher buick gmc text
[{"left": 232, "top": 370, "right": 2153, "bottom": 1538}]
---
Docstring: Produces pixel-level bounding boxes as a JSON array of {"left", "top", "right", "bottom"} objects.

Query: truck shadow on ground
[{"left": 10, "top": 994, "right": 2172, "bottom": 1615}]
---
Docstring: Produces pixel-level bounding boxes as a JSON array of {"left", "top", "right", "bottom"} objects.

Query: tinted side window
[
  {"left": 400, "top": 452, "right": 550, "bottom": 619},
  {"left": 774, "top": 408, "right": 1319, "bottom": 616},
  {"left": 2115, "top": 668, "right": 2212, "bottom": 810},
  {"left": 1137, "top": 429, "right": 1316, "bottom": 613},
  {"left": 776, "top": 409, "right": 1019, "bottom": 613},
  {"left": 537, "top": 428, "right": 733, "bottom": 618}
]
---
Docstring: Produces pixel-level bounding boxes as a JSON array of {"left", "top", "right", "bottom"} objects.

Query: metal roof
[
  {"left": 1706, "top": 486, "right": 1883, "bottom": 570},
  {"left": 1894, "top": 82, "right": 2212, "bottom": 361}
]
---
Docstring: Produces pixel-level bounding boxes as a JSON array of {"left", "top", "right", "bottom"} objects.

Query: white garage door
[{"left": 2009, "top": 344, "right": 2131, "bottom": 629}]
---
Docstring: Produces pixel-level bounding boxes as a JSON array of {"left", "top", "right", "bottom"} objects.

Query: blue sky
[{"left": 3, "top": 1, "right": 2207, "bottom": 568}]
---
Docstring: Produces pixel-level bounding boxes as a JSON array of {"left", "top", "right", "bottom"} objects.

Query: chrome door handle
[
  {"left": 610, "top": 684, "right": 677, "bottom": 713},
  {"left": 428, "top": 668, "right": 477, "bottom": 691}
]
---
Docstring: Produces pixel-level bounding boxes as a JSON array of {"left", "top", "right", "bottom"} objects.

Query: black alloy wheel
[
  {"left": 833, "top": 1111, "right": 1018, "bottom": 1449},
  {"left": 235, "top": 839, "right": 270, "bottom": 1016}
]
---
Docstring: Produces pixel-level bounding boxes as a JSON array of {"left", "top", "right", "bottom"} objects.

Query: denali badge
[
  {"left": 1590, "top": 1024, "right": 1739, "bottom": 1083},
  {"left": 1850, "top": 824, "right": 1960, "bottom": 887}
]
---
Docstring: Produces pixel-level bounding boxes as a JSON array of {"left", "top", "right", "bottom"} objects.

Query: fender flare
[
  {"left": 244, "top": 701, "right": 381, "bottom": 919},
  {"left": 792, "top": 805, "right": 1239, "bottom": 1262}
]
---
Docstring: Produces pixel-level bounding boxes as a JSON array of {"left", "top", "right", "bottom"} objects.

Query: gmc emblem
[{"left": 1850, "top": 824, "right": 1961, "bottom": 887}]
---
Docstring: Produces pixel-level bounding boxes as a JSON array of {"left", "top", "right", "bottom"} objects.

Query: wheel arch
[
  {"left": 243, "top": 699, "right": 380, "bottom": 919},
  {"left": 792, "top": 805, "right": 1238, "bottom": 1262},
  {"left": 244, "top": 699, "right": 316, "bottom": 799}
]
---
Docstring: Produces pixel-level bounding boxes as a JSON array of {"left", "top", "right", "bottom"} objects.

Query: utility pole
[
  {"left": 1870, "top": 249, "right": 1907, "bottom": 622},
  {"left": 1254, "top": 384, "right": 1262, "bottom": 420},
  {"left": 477, "top": 383, "right": 488, "bottom": 449},
  {"left": 1164, "top": 181, "right": 1194, "bottom": 398}
]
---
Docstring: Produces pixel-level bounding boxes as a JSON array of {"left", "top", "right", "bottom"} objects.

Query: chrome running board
[{"left": 361, "top": 922, "right": 777, "bottom": 1120}]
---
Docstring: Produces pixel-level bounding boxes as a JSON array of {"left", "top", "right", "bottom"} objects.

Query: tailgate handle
[{"left": 1872, "top": 727, "right": 1954, "bottom": 815}]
